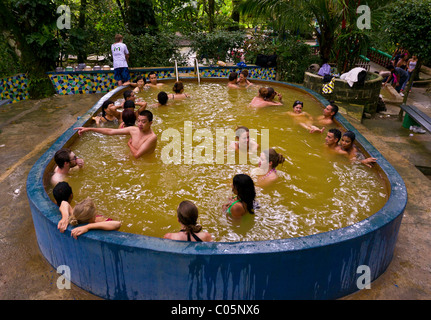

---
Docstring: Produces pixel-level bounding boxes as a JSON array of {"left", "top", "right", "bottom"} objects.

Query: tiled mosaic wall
[
  {"left": 0, "top": 67, "right": 276, "bottom": 101},
  {"left": 48, "top": 67, "right": 276, "bottom": 95},
  {"left": 0, "top": 73, "right": 29, "bottom": 104}
]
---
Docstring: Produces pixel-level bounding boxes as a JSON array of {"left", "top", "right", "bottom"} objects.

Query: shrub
[{"left": 188, "top": 30, "right": 246, "bottom": 64}]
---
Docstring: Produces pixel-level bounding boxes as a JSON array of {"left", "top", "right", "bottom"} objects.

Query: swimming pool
[{"left": 27, "top": 78, "right": 407, "bottom": 299}]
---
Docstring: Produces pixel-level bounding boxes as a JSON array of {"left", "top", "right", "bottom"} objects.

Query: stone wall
[{"left": 303, "top": 71, "right": 383, "bottom": 121}]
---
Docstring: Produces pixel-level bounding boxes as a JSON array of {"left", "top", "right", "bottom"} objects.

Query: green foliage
[
  {"left": 275, "top": 39, "right": 319, "bottom": 83},
  {"left": 111, "top": 33, "right": 189, "bottom": 67},
  {"left": 243, "top": 31, "right": 277, "bottom": 65},
  {"left": 188, "top": 30, "right": 246, "bottom": 64},
  {"left": 0, "top": 37, "right": 21, "bottom": 78},
  {"left": 386, "top": 0, "right": 431, "bottom": 64}
]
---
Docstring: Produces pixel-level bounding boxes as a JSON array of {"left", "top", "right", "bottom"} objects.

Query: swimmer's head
[
  {"left": 101, "top": 100, "right": 114, "bottom": 117},
  {"left": 69, "top": 197, "right": 97, "bottom": 226},
  {"left": 327, "top": 128, "right": 342, "bottom": 143},
  {"left": 121, "top": 108, "right": 136, "bottom": 127},
  {"left": 135, "top": 75, "right": 146, "bottom": 85},
  {"left": 258, "top": 87, "right": 268, "bottom": 98},
  {"left": 324, "top": 102, "right": 338, "bottom": 119},
  {"left": 229, "top": 72, "right": 238, "bottom": 81},
  {"left": 292, "top": 100, "right": 303, "bottom": 113},
  {"left": 139, "top": 109, "right": 153, "bottom": 122},
  {"left": 232, "top": 174, "right": 256, "bottom": 214},
  {"left": 173, "top": 81, "right": 184, "bottom": 94},
  {"left": 123, "top": 90, "right": 135, "bottom": 100},
  {"left": 177, "top": 200, "right": 202, "bottom": 234},
  {"left": 262, "top": 148, "right": 285, "bottom": 170},
  {"left": 53, "top": 181, "right": 73, "bottom": 206},
  {"left": 54, "top": 148, "right": 72, "bottom": 169},
  {"left": 266, "top": 87, "right": 276, "bottom": 100},
  {"left": 149, "top": 71, "right": 157, "bottom": 84},
  {"left": 235, "top": 126, "right": 250, "bottom": 147},
  {"left": 157, "top": 91, "right": 168, "bottom": 105},
  {"left": 340, "top": 130, "right": 356, "bottom": 150},
  {"left": 123, "top": 100, "right": 135, "bottom": 109}
]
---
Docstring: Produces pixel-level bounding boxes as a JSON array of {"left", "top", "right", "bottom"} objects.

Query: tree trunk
[{"left": 77, "top": 0, "right": 88, "bottom": 63}]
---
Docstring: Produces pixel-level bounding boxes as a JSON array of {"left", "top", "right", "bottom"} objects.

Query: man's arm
[{"left": 75, "top": 126, "right": 132, "bottom": 136}]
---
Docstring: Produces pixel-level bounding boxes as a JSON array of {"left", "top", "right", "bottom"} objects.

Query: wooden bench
[{"left": 399, "top": 104, "right": 431, "bottom": 133}]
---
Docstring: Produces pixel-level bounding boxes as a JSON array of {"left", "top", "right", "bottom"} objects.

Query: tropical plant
[{"left": 188, "top": 30, "right": 246, "bottom": 64}]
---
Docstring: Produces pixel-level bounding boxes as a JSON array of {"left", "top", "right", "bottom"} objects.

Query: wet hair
[
  {"left": 265, "top": 87, "right": 275, "bottom": 100},
  {"left": 121, "top": 108, "right": 136, "bottom": 127},
  {"left": 148, "top": 71, "right": 156, "bottom": 78},
  {"left": 232, "top": 174, "right": 256, "bottom": 214},
  {"left": 235, "top": 126, "right": 249, "bottom": 138},
  {"left": 53, "top": 181, "right": 73, "bottom": 206},
  {"left": 263, "top": 148, "right": 286, "bottom": 169},
  {"left": 177, "top": 200, "right": 202, "bottom": 236},
  {"left": 54, "top": 148, "right": 72, "bottom": 169},
  {"left": 342, "top": 130, "right": 356, "bottom": 143},
  {"left": 135, "top": 75, "right": 146, "bottom": 84},
  {"left": 115, "top": 34, "right": 123, "bottom": 42},
  {"left": 229, "top": 72, "right": 238, "bottom": 81},
  {"left": 293, "top": 100, "right": 303, "bottom": 108},
  {"left": 69, "top": 197, "right": 96, "bottom": 226},
  {"left": 157, "top": 91, "right": 168, "bottom": 105},
  {"left": 123, "top": 90, "right": 133, "bottom": 100},
  {"left": 240, "top": 69, "right": 249, "bottom": 77},
  {"left": 101, "top": 100, "right": 114, "bottom": 117},
  {"left": 123, "top": 100, "right": 135, "bottom": 110},
  {"left": 173, "top": 81, "right": 184, "bottom": 94},
  {"left": 328, "top": 102, "right": 339, "bottom": 118},
  {"left": 329, "top": 128, "right": 342, "bottom": 142},
  {"left": 258, "top": 87, "right": 269, "bottom": 98},
  {"left": 139, "top": 109, "right": 153, "bottom": 122}
]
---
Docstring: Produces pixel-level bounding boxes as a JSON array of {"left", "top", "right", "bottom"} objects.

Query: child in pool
[
  {"left": 286, "top": 100, "right": 325, "bottom": 133},
  {"left": 222, "top": 174, "right": 256, "bottom": 219},
  {"left": 163, "top": 201, "right": 212, "bottom": 242},
  {"left": 59, "top": 197, "right": 121, "bottom": 239}
]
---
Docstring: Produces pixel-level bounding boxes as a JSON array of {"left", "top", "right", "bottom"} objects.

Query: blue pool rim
[{"left": 27, "top": 77, "right": 407, "bottom": 300}]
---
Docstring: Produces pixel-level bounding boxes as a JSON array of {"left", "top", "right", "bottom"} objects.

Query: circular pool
[{"left": 27, "top": 77, "right": 407, "bottom": 300}]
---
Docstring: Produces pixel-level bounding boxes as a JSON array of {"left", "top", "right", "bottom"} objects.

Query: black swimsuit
[{"left": 180, "top": 230, "right": 202, "bottom": 242}]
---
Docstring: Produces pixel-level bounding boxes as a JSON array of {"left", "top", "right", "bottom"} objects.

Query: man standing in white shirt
[{"left": 111, "top": 34, "right": 130, "bottom": 86}]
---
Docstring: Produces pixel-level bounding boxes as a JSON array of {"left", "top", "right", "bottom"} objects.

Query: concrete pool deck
[{"left": 0, "top": 84, "right": 430, "bottom": 300}]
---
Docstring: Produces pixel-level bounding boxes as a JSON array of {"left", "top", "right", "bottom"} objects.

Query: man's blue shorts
[{"left": 114, "top": 67, "right": 130, "bottom": 82}]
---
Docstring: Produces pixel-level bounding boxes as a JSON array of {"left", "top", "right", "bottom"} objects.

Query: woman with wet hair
[
  {"left": 223, "top": 174, "right": 257, "bottom": 219},
  {"left": 164, "top": 201, "right": 212, "bottom": 242},
  {"left": 169, "top": 81, "right": 189, "bottom": 100},
  {"left": 255, "top": 148, "right": 286, "bottom": 187}
]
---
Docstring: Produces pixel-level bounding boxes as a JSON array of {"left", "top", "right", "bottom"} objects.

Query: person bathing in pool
[
  {"left": 286, "top": 100, "right": 325, "bottom": 133},
  {"left": 222, "top": 174, "right": 257, "bottom": 219},
  {"left": 164, "top": 200, "right": 212, "bottom": 242},
  {"left": 339, "top": 131, "right": 377, "bottom": 168},
  {"left": 75, "top": 110, "right": 157, "bottom": 159},
  {"left": 253, "top": 148, "right": 286, "bottom": 188}
]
